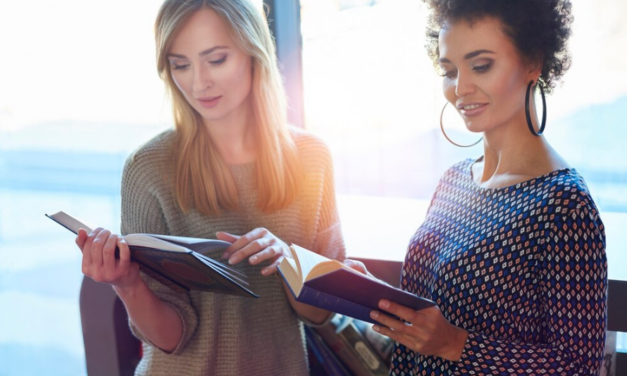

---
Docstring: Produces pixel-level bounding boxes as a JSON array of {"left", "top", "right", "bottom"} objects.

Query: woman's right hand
[{"left": 76, "top": 227, "right": 141, "bottom": 291}]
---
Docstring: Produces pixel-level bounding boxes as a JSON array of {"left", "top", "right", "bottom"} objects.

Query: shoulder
[
  {"left": 438, "top": 158, "right": 475, "bottom": 185},
  {"left": 289, "top": 126, "right": 332, "bottom": 157},
  {"left": 288, "top": 126, "right": 334, "bottom": 168},
  {"left": 547, "top": 169, "right": 604, "bottom": 233},
  {"left": 124, "top": 129, "right": 176, "bottom": 171},
  {"left": 123, "top": 129, "right": 176, "bottom": 184}
]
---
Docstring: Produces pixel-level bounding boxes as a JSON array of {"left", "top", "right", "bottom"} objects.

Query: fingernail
[
  {"left": 261, "top": 268, "right": 269, "bottom": 275},
  {"left": 372, "top": 325, "right": 380, "bottom": 332},
  {"left": 370, "top": 311, "right": 379, "bottom": 319},
  {"left": 379, "top": 300, "right": 390, "bottom": 309},
  {"left": 229, "top": 257, "right": 238, "bottom": 265},
  {"left": 250, "top": 256, "right": 258, "bottom": 264}
]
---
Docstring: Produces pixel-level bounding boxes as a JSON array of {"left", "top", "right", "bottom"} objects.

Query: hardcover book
[
  {"left": 46, "top": 211, "right": 258, "bottom": 297},
  {"left": 277, "top": 244, "right": 434, "bottom": 324},
  {"left": 315, "top": 314, "right": 390, "bottom": 376}
]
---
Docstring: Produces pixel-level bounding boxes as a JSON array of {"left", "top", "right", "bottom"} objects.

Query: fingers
[
  {"left": 343, "top": 259, "right": 368, "bottom": 275},
  {"left": 229, "top": 236, "right": 275, "bottom": 264},
  {"left": 102, "top": 233, "right": 119, "bottom": 272},
  {"left": 90, "top": 228, "right": 111, "bottom": 268},
  {"left": 221, "top": 228, "right": 273, "bottom": 264},
  {"left": 117, "top": 237, "right": 131, "bottom": 271},
  {"left": 216, "top": 231, "right": 239, "bottom": 243},
  {"left": 219, "top": 228, "right": 267, "bottom": 260}
]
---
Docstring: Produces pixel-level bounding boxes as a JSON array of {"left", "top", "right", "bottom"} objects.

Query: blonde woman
[{"left": 75, "top": 1, "right": 345, "bottom": 375}]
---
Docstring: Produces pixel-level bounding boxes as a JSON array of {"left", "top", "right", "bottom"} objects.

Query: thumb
[
  {"left": 216, "top": 231, "right": 239, "bottom": 243},
  {"left": 343, "top": 259, "right": 368, "bottom": 275},
  {"left": 76, "top": 228, "right": 89, "bottom": 251}
]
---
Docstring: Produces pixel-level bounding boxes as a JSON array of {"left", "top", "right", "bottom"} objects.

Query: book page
[
  {"left": 290, "top": 244, "right": 351, "bottom": 282},
  {"left": 278, "top": 256, "right": 304, "bottom": 295},
  {"left": 147, "top": 234, "right": 231, "bottom": 254},
  {"left": 124, "top": 234, "right": 189, "bottom": 253}
]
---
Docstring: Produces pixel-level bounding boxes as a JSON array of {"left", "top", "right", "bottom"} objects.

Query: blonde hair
[{"left": 155, "top": 0, "right": 301, "bottom": 215}]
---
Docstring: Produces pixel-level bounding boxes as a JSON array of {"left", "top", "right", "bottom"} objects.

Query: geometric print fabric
[{"left": 390, "top": 159, "right": 607, "bottom": 375}]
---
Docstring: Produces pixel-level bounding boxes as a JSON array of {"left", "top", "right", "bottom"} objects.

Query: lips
[
  {"left": 197, "top": 96, "right": 222, "bottom": 109},
  {"left": 457, "top": 102, "right": 488, "bottom": 117}
]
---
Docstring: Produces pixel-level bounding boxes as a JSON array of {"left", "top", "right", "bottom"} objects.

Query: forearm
[{"left": 114, "top": 280, "right": 183, "bottom": 353}]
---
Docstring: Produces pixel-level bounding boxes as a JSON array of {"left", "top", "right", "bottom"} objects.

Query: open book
[
  {"left": 278, "top": 245, "right": 434, "bottom": 324},
  {"left": 46, "top": 211, "right": 258, "bottom": 298}
]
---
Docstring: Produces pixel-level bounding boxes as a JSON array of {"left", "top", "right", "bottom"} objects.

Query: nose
[
  {"left": 192, "top": 64, "right": 213, "bottom": 93},
  {"left": 454, "top": 71, "right": 475, "bottom": 97}
]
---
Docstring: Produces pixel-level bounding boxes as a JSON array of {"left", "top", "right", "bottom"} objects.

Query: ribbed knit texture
[{"left": 120, "top": 128, "right": 346, "bottom": 376}]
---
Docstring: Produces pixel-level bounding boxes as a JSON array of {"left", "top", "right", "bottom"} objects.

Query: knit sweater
[
  {"left": 120, "top": 128, "right": 346, "bottom": 376},
  {"left": 391, "top": 159, "right": 607, "bottom": 375}
]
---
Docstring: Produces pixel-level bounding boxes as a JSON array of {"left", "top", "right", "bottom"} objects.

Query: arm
[
  {"left": 77, "top": 228, "right": 183, "bottom": 352},
  {"left": 117, "top": 151, "right": 198, "bottom": 354}
]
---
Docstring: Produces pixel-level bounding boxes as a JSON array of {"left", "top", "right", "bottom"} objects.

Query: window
[{"left": 299, "top": 0, "right": 627, "bottom": 349}]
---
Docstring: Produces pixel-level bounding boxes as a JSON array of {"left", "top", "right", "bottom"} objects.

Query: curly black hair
[{"left": 423, "top": 0, "right": 573, "bottom": 93}]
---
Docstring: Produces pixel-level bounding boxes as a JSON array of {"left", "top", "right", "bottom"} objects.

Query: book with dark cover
[
  {"left": 353, "top": 319, "right": 393, "bottom": 367},
  {"left": 277, "top": 245, "right": 434, "bottom": 324},
  {"left": 305, "top": 326, "right": 352, "bottom": 376},
  {"left": 316, "top": 314, "right": 390, "bottom": 376},
  {"left": 315, "top": 317, "right": 379, "bottom": 376},
  {"left": 46, "top": 211, "right": 258, "bottom": 297}
]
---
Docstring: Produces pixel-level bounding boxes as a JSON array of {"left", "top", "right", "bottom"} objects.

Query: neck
[
  {"left": 202, "top": 97, "right": 257, "bottom": 165},
  {"left": 475, "top": 105, "right": 567, "bottom": 187}
]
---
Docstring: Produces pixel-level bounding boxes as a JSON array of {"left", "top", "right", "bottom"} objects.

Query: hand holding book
[
  {"left": 47, "top": 211, "right": 258, "bottom": 297},
  {"left": 76, "top": 227, "right": 141, "bottom": 292},
  {"left": 277, "top": 244, "right": 435, "bottom": 324}
]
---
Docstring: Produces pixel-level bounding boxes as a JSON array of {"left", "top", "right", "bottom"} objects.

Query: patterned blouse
[{"left": 391, "top": 159, "right": 607, "bottom": 375}]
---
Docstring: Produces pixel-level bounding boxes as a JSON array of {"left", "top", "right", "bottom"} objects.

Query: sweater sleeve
[
  {"left": 453, "top": 199, "right": 607, "bottom": 375},
  {"left": 309, "top": 140, "right": 346, "bottom": 262},
  {"left": 120, "top": 152, "right": 199, "bottom": 355}
]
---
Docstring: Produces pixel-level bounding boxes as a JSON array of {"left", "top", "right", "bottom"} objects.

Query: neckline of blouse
[{"left": 466, "top": 157, "right": 575, "bottom": 192}]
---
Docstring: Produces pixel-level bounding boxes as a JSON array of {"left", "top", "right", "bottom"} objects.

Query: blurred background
[{"left": 1, "top": 0, "right": 626, "bottom": 374}]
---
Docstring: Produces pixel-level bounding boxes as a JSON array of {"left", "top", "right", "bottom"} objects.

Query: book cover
[
  {"left": 315, "top": 319, "right": 378, "bottom": 376},
  {"left": 46, "top": 211, "right": 258, "bottom": 297},
  {"left": 335, "top": 319, "right": 389, "bottom": 376},
  {"left": 278, "top": 244, "right": 434, "bottom": 324},
  {"left": 353, "top": 319, "right": 393, "bottom": 367},
  {"left": 305, "top": 326, "right": 352, "bottom": 376}
]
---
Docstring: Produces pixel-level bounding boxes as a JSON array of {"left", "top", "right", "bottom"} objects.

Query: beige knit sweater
[{"left": 120, "top": 128, "right": 346, "bottom": 376}]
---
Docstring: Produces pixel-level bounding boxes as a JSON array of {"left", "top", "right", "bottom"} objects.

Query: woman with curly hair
[{"left": 366, "top": 1, "right": 608, "bottom": 374}]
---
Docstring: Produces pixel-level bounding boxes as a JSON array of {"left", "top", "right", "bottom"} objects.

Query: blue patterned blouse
[{"left": 391, "top": 159, "right": 607, "bottom": 375}]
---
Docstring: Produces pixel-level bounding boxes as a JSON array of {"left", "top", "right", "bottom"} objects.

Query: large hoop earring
[
  {"left": 525, "top": 80, "right": 547, "bottom": 136},
  {"left": 440, "top": 102, "right": 482, "bottom": 148}
]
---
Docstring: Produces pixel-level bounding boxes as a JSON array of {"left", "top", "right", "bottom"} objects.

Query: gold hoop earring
[{"left": 440, "top": 102, "right": 483, "bottom": 148}]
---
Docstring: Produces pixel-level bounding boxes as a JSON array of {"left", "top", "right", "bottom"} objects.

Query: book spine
[
  {"left": 297, "top": 285, "right": 377, "bottom": 324},
  {"left": 305, "top": 327, "right": 351, "bottom": 376},
  {"left": 338, "top": 323, "right": 389, "bottom": 376},
  {"left": 353, "top": 320, "right": 393, "bottom": 367},
  {"left": 314, "top": 323, "right": 376, "bottom": 376}
]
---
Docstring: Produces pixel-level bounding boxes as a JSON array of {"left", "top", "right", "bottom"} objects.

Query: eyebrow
[
  {"left": 167, "top": 46, "right": 229, "bottom": 59},
  {"left": 439, "top": 49, "right": 495, "bottom": 64}
]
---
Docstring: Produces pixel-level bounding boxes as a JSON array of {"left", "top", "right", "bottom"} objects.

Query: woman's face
[
  {"left": 438, "top": 17, "right": 539, "bottom": 134},
  {"left": 167, "top": 8, "right": 253, "bottom": 124}
]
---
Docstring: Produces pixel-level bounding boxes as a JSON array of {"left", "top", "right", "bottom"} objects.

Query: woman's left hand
[
  {"left": 370, "top": 300, "right": 469, "bottom": 362},
  {"left": 216, "top": 228, "right": 292, "bottom": 276}
]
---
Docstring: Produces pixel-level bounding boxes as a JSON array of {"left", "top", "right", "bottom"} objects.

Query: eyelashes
[
  {"left": 170, "top": 56, "right": 227, "bottom": 71},
  {"left": 439, "top": 63, "right": 493, "bottom": 79}
]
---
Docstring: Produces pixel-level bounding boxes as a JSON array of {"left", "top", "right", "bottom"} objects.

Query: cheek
[
  {"left": 443, "top": 80, "right": 456, "bottom": 103},
  {"left": 171, "top": 73, "right": 190, "bottom": 97},
  {"left": 227, "top": 57, "right": 252, "bottom": 93}
]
